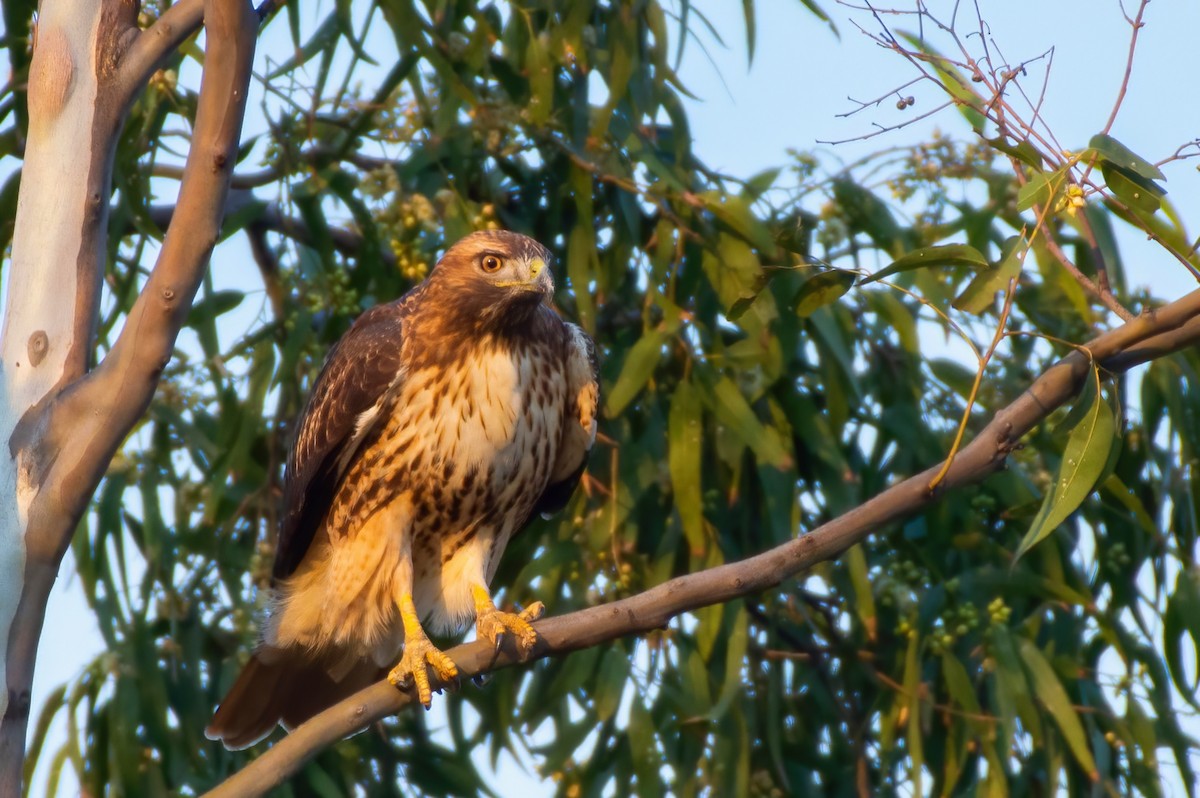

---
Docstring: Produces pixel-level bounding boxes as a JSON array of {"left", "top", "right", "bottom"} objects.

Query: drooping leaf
[
  {"left": 700, "top": 373, "right": 792, "bottom": 469},
  {"left": 863, "top": 244, "right": 987, "bottom": 285},
  {"left": 1018, "top": 638, "right": 1098, "bottom": 779},
  {"left": 986, "top": 134, "right": 1043, "bottom": 169},
  {"left": 903, "top": 632, "right": 924, "bottom": 796},
  {"left": 833, "top": 178, "right": 907, "bottom": 254},
  {"left": 702, "top": 233, "right": 766, "bottom": 314},
  {"left": 669, "top": 380, "right": 706, "bottom": 555},
  {"left": 794, "top": 268, "right": 855, "bottom": 316},
  {"left": 953, "top": 236, "right": 1024, "bottom": 313},
  {"left": 1101, "top": 162, "right": 1164, "bottom": 216},
  {"left": 605, "top": 329, "right": 670, "bottom": 417},
  {"left": 1016, "top": 375, "right": 1117, "bottom": 559},
  {"left": 1087, "top": 133, "right": 1166, "bottom": 181},
  {"left": 1017, "top": 166, "right": 1069, "bottom": 212},
  {"left": 1164, "top": 568, "right": 1200, "bottom": 707}
]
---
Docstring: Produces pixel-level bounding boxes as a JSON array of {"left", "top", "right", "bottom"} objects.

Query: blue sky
[{"left": 23, "top": 1, "right": 1200, "bottom": 794}]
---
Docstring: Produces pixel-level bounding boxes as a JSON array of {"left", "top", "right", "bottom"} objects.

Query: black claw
[
  {"left": 472, "top": 672, "right": 493, "bottom": 688},
  {"left": 493, "top": 632, "right": 505, "bottom": 655}
]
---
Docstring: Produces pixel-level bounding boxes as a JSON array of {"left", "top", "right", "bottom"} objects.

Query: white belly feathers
[{"left": 268, "top": 339, "right": 566, "bottom": 658}]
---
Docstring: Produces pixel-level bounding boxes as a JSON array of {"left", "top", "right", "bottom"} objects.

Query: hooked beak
[{"left": 498, "top": 257, "right": 554, "bottom": 299}]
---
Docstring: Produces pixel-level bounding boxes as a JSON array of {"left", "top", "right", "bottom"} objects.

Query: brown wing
[
  {"left": 273, "top": 296, "right": 415, "bottom": 580},
  {"left": 530, "top": 320, "right": 599, "bottom": 520}
]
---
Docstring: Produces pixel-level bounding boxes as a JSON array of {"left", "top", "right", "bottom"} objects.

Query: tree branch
[
  {"left": 148, "top": 146, "right": 392, "bottom": 189},
  {"left": 205, "top": 287, "right": 1200, "bottom": 797},
  {"left": 116, "top": 0, "right": 205, "bottom": 110},
  {"left": 144, "top": 192, "right": 399, "bottom": 268}
]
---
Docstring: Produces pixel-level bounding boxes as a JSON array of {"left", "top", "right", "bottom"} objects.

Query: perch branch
[{"left": 205, "top": 286, "right": 1200, "bottom": 797}]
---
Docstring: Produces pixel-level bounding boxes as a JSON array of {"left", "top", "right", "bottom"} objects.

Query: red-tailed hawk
[{"left": 206, "top": 230, "right": 599, "bottom": 749}]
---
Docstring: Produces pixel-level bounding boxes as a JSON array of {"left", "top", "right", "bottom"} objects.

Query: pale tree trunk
[{"left": 0, "top": 0, "right": 255, "bottom": 793}]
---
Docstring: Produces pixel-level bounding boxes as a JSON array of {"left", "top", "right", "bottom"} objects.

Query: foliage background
[{"left": 1, "top": 0, "right": 1198, "bottom": 795}]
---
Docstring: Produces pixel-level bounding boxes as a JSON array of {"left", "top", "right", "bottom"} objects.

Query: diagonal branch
[
  {"left": 205, "top": 287, "right": 1200, "bottom": 797},
  {"left": 116, "top": 0, "right": 205, "bottom": 110}
]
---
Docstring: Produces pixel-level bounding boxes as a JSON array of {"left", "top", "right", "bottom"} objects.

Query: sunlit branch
[{"left": 204, "top": 285, "right": 1200, "bottom": 798}]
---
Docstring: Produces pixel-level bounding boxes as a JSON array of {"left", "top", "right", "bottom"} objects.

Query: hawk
[{"left": 206, "top": 230, "right": 599, "bottom": 749}]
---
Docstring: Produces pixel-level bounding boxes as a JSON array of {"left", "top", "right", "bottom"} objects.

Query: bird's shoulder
[{"left": 274, "top": 293, "right": 419, "bottom": 580}]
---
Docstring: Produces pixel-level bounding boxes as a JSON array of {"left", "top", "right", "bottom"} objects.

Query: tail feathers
[{"left": 206, "top": 647, "right": 386, "bottom": 750}]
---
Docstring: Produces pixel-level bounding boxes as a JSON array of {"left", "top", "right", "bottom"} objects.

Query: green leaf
[
  {"left": 566, "top": 179, "right": 598, "bottom": 332},
  {"left": 1101, "top": 162, "right": 1163, "bottom": 215},
  {"left": 833, "top": 178, "right": 905, "bottom": 254},
  {"left": 1087, "top": 133, "right": 1166, "bottom": 181},
  {"left": 1164, "top": 569, "right": 1200, "bottom": 707},
  {"left": 701, "top": 233, "right": 766, "bottom": 314},
  {"left": 986, "top": 135, "right": 1043, "bottom": 169},
  {"left": 628, "top": 698, "right": 663, "bottom": 798},
  {"left": 903, "top": 632, "right": 924, "bottom": 796},
  {"left": 744, "top": 166, "right": 781, "bottom": 197},
  {"left": 794, "top": 269, "right": 855, "bottom": 316},
  {"left": 669, "top": 381, "right": 706, "bottom": 555},
  {"left": 1017, "top": 638, "right": 1098, "bottom": 778},
  {"left": 605, "top": 329, "right": 669, "bottom": 417},
  {"left": 1100, "top": 473, "right": 1158, "bottom": 539},
  {"left": 267, "top": 12, "right": 340, "bottom": 79},
  {"left": 709, "top": 605, "right": 749, "bottom": 720},
  {"left": 593, "top": 647, "right": 630, "bottom": 721},
  {"left": 953, "top": 236, "right": 1024, "bottom": 313},
  {"left": 680, "top": 645, "right": 713, "bottom": 714},
  {"left": 863, "top": 244, "right": 987, "bottom": 285},
  {"left": 185, "top": 290, "right": 244, "bottom": 330},
  {"left": 526, "top": 33, "right": 554, "bottom": 126},
  {"left": 701, "top": 193, "right": 777, "bottom": 254},
  {"left": 845, "top": 544, "right": 876, "bottom": 638},
  {"left": 1017, "top": 167, "right": 1069, "bottom": 212},
  {"left": 942, "top": 653, "right": 981, "bottom": 715},
  {"left": 23, "top": 682, "right": 67, "bottom": 788},
  {"left": 1016, "top": 375, "right": 1116, "bottom": 560},
  {"left": 700, "top": 373, "right": 792, "bottom": 469},
  {"left": 741, "top": 0, "right": 756, "bottom": 64}
]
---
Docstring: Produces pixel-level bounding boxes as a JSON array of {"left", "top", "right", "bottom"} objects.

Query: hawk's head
[{"left": 428, "top": 230, "right": 556, "bottom": 331}]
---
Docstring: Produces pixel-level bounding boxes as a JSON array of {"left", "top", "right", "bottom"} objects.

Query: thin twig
[
  {"left": 1101, "top": 0, "right": 1150, "bottom": 136},
  {"left": 818, "top": 101, "right": 953, "bottom": 146},
  {"left": 927, "top": 276, "right": 1017, "bottom": 491},
  {"left": 838, "top": 77, "right": 926, "bottom": 118},
  {"left": 1039, "top": 223, "right": 1136, "bottom": 321}
]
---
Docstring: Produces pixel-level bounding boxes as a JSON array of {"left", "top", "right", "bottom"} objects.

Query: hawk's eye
[{"left": 481, "top": 255, "right": 504, "bottom": 273}]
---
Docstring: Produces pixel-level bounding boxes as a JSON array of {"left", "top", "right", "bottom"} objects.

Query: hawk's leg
[
  {"left": 471, "top": 584, "right": 544, "bottom": 656},
  {"left": 387, "top": 592, "right": 459, "bottom": 708}
]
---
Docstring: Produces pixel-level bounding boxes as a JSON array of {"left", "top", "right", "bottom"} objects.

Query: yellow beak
[{"left": 496, "top": 257, "right": 549, "bottom": 291}]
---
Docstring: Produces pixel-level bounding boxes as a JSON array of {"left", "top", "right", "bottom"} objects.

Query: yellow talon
[
  {"left": 388, "top": 593, "right": 458, "bottom": 708},
  {"left": 472, "top": 584, "right": 543, "bottom": 656}
]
